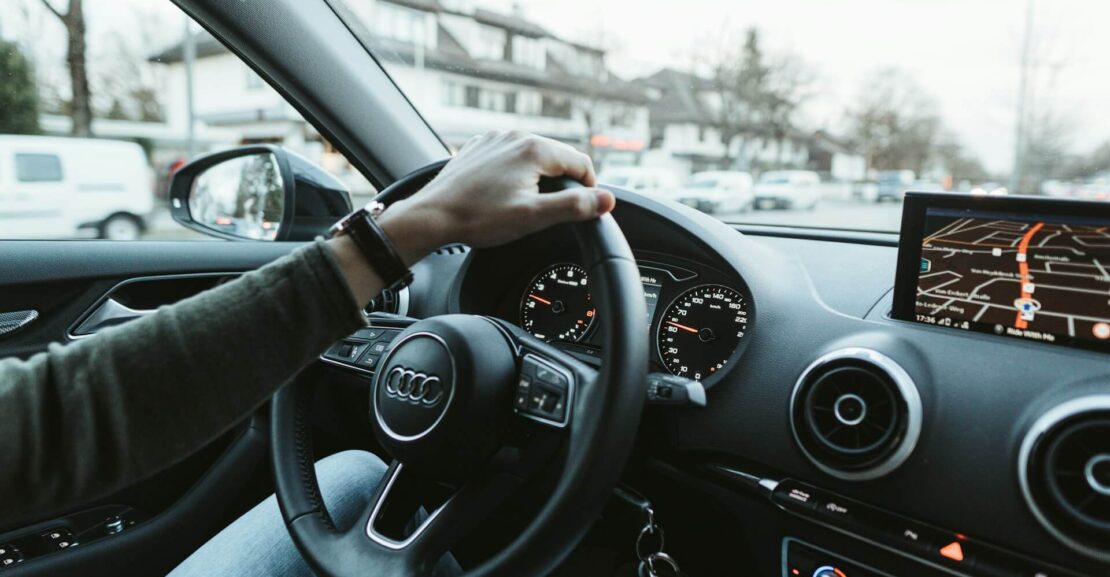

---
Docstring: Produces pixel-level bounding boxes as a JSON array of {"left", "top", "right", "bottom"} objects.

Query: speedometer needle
[
  {"left": 528, "top": 294, "right": 553, "bottom": 306},
  {"left": 666, "top": 320, "right": 698, "bottom": 334}
]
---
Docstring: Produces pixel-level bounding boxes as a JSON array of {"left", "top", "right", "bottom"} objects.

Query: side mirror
[{"left": 169, "top": 145, "right": 353, "bottom": 241}]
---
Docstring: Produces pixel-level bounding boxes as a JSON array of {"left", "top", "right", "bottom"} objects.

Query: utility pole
[
  {"left": 183, "top": 16, "right": 197, "bottom": 159},
  {"left": 1010, "top": 0, "right": 1034, "bottom": 194}
]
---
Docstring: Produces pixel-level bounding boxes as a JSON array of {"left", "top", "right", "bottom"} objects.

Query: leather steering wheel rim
[{"left": 271, "top": 159, "right": 648, "bottom": 576}]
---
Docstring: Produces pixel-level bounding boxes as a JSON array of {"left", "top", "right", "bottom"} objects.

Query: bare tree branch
[{"left": 36, "top": 0, "right": 66, "bottom": 23}]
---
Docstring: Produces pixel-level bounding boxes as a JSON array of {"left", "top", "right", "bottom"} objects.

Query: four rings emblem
[{"left": 383, "top": 367, "right": 445, "bottom": 406}]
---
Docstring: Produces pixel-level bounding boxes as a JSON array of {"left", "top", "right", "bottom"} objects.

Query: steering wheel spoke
[{"left": 357, "top": 460, "right": 520, "bottom": 574}]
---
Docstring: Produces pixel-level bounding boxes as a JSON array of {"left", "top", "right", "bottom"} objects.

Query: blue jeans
[{"left": 170, "top": 450, "right": 460, "bottom": 577}]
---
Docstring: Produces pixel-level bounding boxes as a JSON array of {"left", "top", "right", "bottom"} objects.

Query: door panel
[{"left": 0, "top": 240, "right": 298, "bottom": 575}]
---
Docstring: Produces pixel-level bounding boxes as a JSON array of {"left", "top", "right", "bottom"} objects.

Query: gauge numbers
[
  {"left": 658, "top": 284, "right": 748, "bottom": 380},
  {"left": 520, "top": 264, "right": 595, "bottom": 342}
]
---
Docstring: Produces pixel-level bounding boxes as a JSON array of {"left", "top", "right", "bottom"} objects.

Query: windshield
[
  {"left": 604, "top": 175, "right": 631, "bottom": 187},
  {"left": 345, "top": 0, "right": 1110, "bottom": 232}
]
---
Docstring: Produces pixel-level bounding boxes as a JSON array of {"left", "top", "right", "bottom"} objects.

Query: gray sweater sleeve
[{"left": 0, "top": 240, "right": 366, "bottom": 527}]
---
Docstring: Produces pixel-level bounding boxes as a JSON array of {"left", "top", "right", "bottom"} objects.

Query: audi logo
[{"left": 383, "top": 367, "right": 445, "bottom": 406}]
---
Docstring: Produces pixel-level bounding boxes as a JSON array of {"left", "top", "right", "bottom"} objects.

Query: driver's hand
[{"left": 380, "top": 131, "right": 616, "bottom": 263}]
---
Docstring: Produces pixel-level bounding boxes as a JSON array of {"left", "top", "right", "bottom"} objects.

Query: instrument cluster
[{"left": 514, "top": 258, "right": 752, "bottom": 384}]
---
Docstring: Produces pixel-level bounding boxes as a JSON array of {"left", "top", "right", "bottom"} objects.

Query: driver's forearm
[{"left": 0, "top": 240, "right": 365, "bottom": 527}]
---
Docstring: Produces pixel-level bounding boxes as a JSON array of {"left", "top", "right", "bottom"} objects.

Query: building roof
[
  {"left": 148, "top": 31, "right": 227, "bottom": 64},
  {"left": 471, "top": 7, "right": 549, "bottom": 38},
  {"left": 149, "top": 1, "right": 645, "bottom": 104},
  {"left": 361, "top": 26, "right": 647, "bottom": 103},
  {"left": 637, "top": 68, "right": 715, "bottom": 125},
  {"left": 810, "top": 130, "right": 859, "bottom": 155},
  {"left": 635, "top": 68, "right": 848, "bottom": 148}
]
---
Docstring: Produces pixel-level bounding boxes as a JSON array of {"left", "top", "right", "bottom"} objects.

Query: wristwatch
[{"left": 326, "top": 202, "right": 413, "bottom": 293}]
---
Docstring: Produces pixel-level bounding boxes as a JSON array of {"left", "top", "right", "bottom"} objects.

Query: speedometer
[
  {"left": 520, "top": 264, "right": 595, "bottom": 342},
  {"left": 657, "top": 284, "right": 748, "bottom": 380}
]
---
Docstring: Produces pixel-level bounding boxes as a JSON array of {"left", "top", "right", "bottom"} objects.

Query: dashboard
[{"left": 392, "top": 190, "right": 1110, "bottom": 577}]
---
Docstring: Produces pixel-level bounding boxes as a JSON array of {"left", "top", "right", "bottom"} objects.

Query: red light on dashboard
[
  {"left": 940, "top": 541, "right": 964, "bottom": 562},
  {"left": 791, "top": 569, "right": 799, "bottom": 576}
]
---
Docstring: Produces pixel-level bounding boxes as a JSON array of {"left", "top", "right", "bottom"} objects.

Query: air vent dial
[
  {"left": 1020, "top": 396, "right": 1110, "bottom": 562},
  {"left": 791, "top": 348, "right": 922, "bottom": 481}
]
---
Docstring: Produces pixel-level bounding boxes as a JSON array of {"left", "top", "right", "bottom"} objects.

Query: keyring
[
  {"left": 635, "top": 523, "right": 666, "bottom": 561},
  {"left": 646, "top": 551, "right": 681, "bottom": 576}
]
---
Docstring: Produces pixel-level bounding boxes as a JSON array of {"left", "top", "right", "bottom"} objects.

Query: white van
[
  {"left": 671, "top": 171, "right": 755, "bottom": 214},
  {"left": 0, "top": 136, "right": 154, "bottom": 240},
  {"left": 753, "top": 170, "right": 822, "bottom": 210},
  {"left": 598, "top": 167, "right": 682, "bottom": 197}
]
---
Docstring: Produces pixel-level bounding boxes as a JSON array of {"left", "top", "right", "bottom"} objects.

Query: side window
[
  {"left": 0, "top": 5, "right": 370, "bottom": 240},
  {"left": 15, "top": 154, "right": 63, "bottom": 183}
]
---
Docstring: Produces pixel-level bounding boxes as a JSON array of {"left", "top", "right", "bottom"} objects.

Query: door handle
[{"left": 72, "top": 298, "right": 155, "bottom": 337}]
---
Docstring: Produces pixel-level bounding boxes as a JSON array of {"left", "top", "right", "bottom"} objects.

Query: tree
[
  {"left": 1017, "top": 109, "right": 1072, "bottom": 192},
  {"left": 709, "top": 28, "right": 769, "bottom": 168},
  {"left": 934, "top": 133, "right": 989, "bottom": 183},
  {"left": 38, "top": 0, "right": 92, "bottom": 136},
  {"left": 845, "top": 68, "right": 941, "bottom": 174},
  {"left": 0, "top": 40, "right": 42, "bottom": 134},
  {"left": 95, "top": 32, "right": 164, "bottom": 122},
  {"left": 706, "top": 28, "right": 813, "bottom": 170},
  {"left": 762, "top": 53, "right": 814, "bottom": 166}
]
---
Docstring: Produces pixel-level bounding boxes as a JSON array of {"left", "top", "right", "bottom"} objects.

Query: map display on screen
[{"left": 913, "top": 208, "right": 1110, "bottom": 347}]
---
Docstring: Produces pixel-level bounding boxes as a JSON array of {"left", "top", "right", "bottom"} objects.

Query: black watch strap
[{"left": 327, "top": 208, "right": 413, "bottom": 292}]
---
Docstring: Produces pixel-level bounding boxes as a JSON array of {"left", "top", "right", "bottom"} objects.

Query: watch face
[
  {"left": 339, "top": 209, "right": 413, "bottom": 293},
  {"left": 327, "top": 208, "right": 369, "bottom": 238}
]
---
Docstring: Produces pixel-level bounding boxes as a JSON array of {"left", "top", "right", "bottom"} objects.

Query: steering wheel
[{"left": 270, "top": 159, "right": 649, "bottom": 577}]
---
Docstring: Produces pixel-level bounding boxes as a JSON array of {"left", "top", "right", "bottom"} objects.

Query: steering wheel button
[
  {"left": 357, "top": 353, "right": 380, "bottom": 369},
  {"left": 539, "top": 369, "right": 570, "bottom": 391},
  {"left": 354, "top": 328, "right": 383, "bottom": 340}
]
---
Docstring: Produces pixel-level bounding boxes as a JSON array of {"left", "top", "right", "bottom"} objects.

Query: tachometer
[
  {"left": 520, "top": 264, "right": 595, "bottom": 342},
  {"left": 657, "top": 284, "right": 748, "bottom": 380}
]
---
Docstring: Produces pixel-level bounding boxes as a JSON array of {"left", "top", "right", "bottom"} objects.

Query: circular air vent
[
  {"left": 791, "top": 348, "right": 922, "bottom": 480},
  {"left": 1019, "top": 396, "right": 1110, "bottom": 562}
]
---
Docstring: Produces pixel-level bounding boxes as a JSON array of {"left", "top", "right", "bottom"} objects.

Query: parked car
[
  {"left": 875, "top": 169, "right": 916, "bottom": 202},
  {"left": 908, "top": 180, "right": 945, "bottom": 194},
  {"left": 0, "top": 136, "right": 153, "bottom": 240},
  {"left": 598, "top": 167, "right": 682, "bottom": 197},
  {"left": 853, "top": 180, "right": 880, "bottom": 202},
  {"left": 753, "top": 170, "right": 822, "bottom": 209},
  {"left": 669, "top": 171, "right": 754, "bottom": 214}
]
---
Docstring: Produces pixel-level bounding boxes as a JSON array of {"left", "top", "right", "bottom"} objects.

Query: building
[
  {"left": 334, "top": 0, "right": 650, "bottom": 168},
  {"left": 808, "top": 130, "right": 867, "bottom": 182},
  {"left": 633, "top": 68, "right": 862, "bottom": 182},
  {"left": 149, "top": 0, "right": 652, "bottom": 183}
]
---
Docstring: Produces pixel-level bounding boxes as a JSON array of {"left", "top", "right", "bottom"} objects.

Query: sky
[
  {"left": 495, "top": 0, "right": 1110, "bottom": 175},
  {"left": 3, "top": 0, "right": 1110, "bottom": 175}
]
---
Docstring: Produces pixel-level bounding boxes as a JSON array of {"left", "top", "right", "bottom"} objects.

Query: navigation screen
[{"left": 909, "top": 205, "right": 1110, "bottom": 350}]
